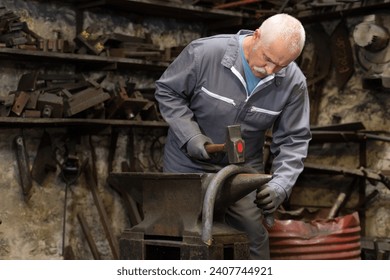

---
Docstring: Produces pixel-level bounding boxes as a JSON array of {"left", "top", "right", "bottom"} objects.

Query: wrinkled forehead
[{"left": 258, "top": 37, "right": 299, "bottom": 66}]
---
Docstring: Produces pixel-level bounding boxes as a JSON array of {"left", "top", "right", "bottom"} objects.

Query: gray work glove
[
  {"left": 255, "top": 184, "right": 286, "bottom": 215},
  {"left": 186, "top": 134, "right": 213, "bottom": 160}
]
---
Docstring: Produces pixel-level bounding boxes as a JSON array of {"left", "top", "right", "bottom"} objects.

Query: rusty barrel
[{"left": 267, "top": 212, "right": 361, "bottom": 260}]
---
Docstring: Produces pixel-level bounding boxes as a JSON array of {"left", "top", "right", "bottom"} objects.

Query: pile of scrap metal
[
  {"left": 0, "top": 6, "right": 173, "bottom": 62},
  {"left": 0, "top": 6, "right": 73, "bottom": 52},
  {"left": 74, "top": 25, "right": 171, "bottom": 62},
  {"left": 0, "top": 6, "right": 41, "bottom": 49},
  {"left": 0, "top": 71, "right": 162, "bottom": 121}
]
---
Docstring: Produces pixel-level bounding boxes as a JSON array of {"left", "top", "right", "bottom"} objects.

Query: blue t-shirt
[{"left": 239, "top": 35, "right": 261, "bottom": 96}]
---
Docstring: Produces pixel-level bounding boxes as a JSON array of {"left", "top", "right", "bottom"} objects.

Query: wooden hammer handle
[{"left": 204, "top": 143, "right": 225, "bottom": 153}]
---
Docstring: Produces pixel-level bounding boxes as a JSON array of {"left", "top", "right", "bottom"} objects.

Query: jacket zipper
[
  {"left": 201, "top": 86, "right": 236, "bottom": 106},
  {"left": 249, "top": 106, "right": 281, "bottom": 115}
]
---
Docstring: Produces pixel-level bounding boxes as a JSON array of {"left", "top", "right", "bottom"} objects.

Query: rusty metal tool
[
  {"left": 13, "top": 133, "right": 33, "bottom": 201},
  {"left": 31, "top": 130, "right": 56, "bottom": 185},
  {"left": 84, "top": 161, "right": 120, "bottom": 260},
  {"left": 60, "top": 153, "right": 81, "bottom": 257},
  {"left": 55, "top": 134, "right": 85, "bottom": 258},
  {"left": 327, "top": 177, "right": 357, "bottom": 219},
  {"left": 11, "top": 91, "right": 30, "bottom": 116},
  {"left": 304, "top": 162, "right": 390, "bottom": 190},
  {"left": 205, "top": 124, "right": 245, "bottom": 163},
  {"left": 86, "top": 136, "right": 120, "bottom": 259},
  {"left": 0, "top": 94, "right": 15, "bottom": 117},
  {"left": 330, "top": 20, "right": 354, "bottom": 90},
  {"left": 77, "top": 212, "right": 101, "bottom": 260}
]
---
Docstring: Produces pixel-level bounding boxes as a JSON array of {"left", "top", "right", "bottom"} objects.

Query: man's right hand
[{"left": 186, "top": 134, "right": 213, "bottom": 160}]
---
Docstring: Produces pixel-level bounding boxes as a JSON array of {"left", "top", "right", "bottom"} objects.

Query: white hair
[{"left": 259, "top": 13, "right": 306, "bottom": 55}]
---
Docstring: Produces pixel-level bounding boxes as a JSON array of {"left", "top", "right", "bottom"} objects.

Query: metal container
[{"left": 268, "top": 212, "right": 361, "bottom": 260}]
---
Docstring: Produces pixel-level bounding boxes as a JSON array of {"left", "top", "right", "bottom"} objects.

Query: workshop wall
[
  {"left": 299, "top": 15, "right": 390, "bottom": 239},
  {"left": 0, "top": 0, "right": 202, "bottom": 260},
  {"left": 0, "top": 0, "right": 389, "bottom": 259}
]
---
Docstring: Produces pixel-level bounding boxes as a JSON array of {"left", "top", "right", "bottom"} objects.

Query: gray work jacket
[{"left": 155, "top": 30, "right": 311, "bottom": 198}]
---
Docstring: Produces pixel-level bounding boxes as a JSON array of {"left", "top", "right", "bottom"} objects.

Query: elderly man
[{"left": 155, "top": 13, "right": 311, "bottom": 259}]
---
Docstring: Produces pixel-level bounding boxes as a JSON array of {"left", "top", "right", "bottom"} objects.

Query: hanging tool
[
  {"left": 13, "top": 133, "right": 33, "bottom": 201},
  {"left": 54, "top": 135, "right": 85, "bottom": 258},
  {"left": 31, "top": 130, "right": 56, "bottom": 186},
  {"left": 330, "top": 20, "right": 355, "bottom": 90},
  {"left": 59, "top": 154, "right": 80, "bottom": 257}
]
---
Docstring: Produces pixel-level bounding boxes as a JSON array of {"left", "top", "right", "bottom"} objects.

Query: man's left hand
[{"left": 254, "top": 184, "right": 285, "bottom": 214}]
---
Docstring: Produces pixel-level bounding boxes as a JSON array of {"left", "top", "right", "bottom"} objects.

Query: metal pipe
[{"left": 201, "top": 165, "right": 261, "bottom": 246}]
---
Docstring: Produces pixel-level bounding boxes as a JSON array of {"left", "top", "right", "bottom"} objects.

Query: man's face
[{"left": 247, "top": 30, "right": 297, "bottom": 78}]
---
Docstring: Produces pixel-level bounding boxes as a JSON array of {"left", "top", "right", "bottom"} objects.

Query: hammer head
[{"left": 225, "top": 124, "right": 245, "bottom": 163}]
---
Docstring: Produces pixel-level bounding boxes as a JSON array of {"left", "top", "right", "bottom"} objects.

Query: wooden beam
[{"left": 214, "top": 0, "right": 261, "bottom": 10}]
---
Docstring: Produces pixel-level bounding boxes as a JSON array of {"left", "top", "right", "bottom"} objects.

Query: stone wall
[{"left": 0, "top": 0, "right": 388, "bottom": 259}]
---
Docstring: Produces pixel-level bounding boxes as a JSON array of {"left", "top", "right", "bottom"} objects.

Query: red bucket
[{"left": 267, "top": 212, "right": 361, "bottom": 260}]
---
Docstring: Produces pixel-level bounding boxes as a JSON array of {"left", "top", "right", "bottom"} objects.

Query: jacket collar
[{"left": 221, "top": 30, "right": 287, "bottom": 81}]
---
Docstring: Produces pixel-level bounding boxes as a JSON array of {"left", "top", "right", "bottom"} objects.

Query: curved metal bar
[{"left": 201, "top": 165, "right": 258, "bottom": 246}]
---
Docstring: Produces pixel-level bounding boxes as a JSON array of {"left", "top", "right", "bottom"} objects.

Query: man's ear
[{"left": 253, "top": 29, "right": 261, "bottom": 40}]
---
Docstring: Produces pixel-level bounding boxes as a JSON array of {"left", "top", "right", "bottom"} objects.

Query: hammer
[{"left": 204, "top": 124, "right": 245, "bottom": 164}]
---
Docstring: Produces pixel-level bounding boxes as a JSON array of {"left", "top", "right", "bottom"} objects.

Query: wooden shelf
[
  {"left": 296, "top": 2, "right": 390, "bottom": 23},
  {"left": 74, "top": 0, "right": 250, "bottom": 21},
  {"left": 0, "top": 116, "right": 168, "bottom": 129},
  {"left": 0, "top": 47, "right": 169, "bottom": 72}
]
